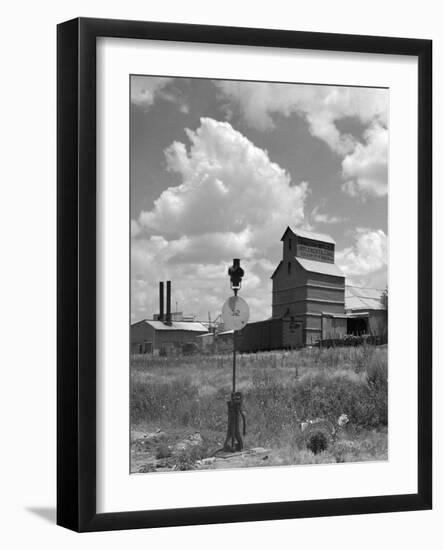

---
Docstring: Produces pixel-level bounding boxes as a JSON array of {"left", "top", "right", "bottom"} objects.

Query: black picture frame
[{"left": 57, "top": 17, "right": 432, "bottom": 532}]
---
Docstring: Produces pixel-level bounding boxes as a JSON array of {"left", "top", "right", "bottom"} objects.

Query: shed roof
[
  {"left": 140, "top": 320, "right": 209, "bottom": 332},
  {"left": 345, "top": 286, "right": 386, "bottom": 311},
  {"left": 196, "top": 332, "right": 215, "bottom": 339},
  {"left": 281, "top": 226, "right": 335, "bottom": 245},
  {"left": 296, "top": 257, "right": 344, "bottom": 277}
]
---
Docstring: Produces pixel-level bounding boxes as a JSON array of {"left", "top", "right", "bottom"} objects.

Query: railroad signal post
[{"left": 220, "top": 259, "right": 249, "bottom": 453}]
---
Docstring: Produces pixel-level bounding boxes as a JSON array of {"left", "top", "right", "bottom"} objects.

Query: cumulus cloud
[
  {"left": 131, "top": 219, "right": 141, "bottom": 237},
  {"left": 138, "top": 118, "right": 308, "bottom": 240},
  {"left": 341, "top": 123, "right": 388, "bottom": 197},
  {"left": 215, "top": 81, "right": 388, "bottom": 198},
  {"left": 336, "top": 228, "right": 387, "bottom": 287},
  {"left": 131, "top": 77, "right": 172, "bottom": 109},
  {"left": 131, "top": 76, "right": 189, "bottom": 113},
  {"left": 310, "top": 205, "right": 347, "bottom": 225},
  {"left": 131, "top": 118, "right": 309, "bottom": 321}
]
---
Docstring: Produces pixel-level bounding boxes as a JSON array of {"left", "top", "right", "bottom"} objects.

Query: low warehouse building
[
  {"left": 345, "top": 285, "right": 387, "bottom": 340},
  {"left": 196, "top": 331, "right": 214, "bottom": 352},
  {"left": 131, "top": 280, "right": 208, "bottom": 355},
  {"left": 131, "top": 319, "right": 208, "bottom": 355},
  {"left": 196, "top": 330, "right": 236, "bottom": 353},
  {"left": 238, "top": 318, "right": 302, "bottom": 352}
]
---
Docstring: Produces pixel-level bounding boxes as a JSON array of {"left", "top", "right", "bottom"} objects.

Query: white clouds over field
[
  {"left": 131, "top": 77, "right": 172, "bottom": 109},
  {"left": 130, "top": 78, "right": 389, "bottom": 322},
  {"left": 336, "top": 228, "right": 387, "bottom": 288},
  {"left": 136, "top": 118, "right": 308, "bottom": 241},
  {"left": 131, "top": 76, "right": 189, "bottom": 113},
  {"left": 341, "top": 123, "right": 388, "bottom": 197},
  {"left": 216, "top": 82, "right": 388, "bottom": 198},
  {"left": 131, "top": 118, "right": 309, "bottom": 321}
]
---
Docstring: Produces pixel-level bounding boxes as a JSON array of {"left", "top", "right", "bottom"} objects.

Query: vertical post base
[{"left": 222, "top": 391, "right": 245, "bottom": 452}]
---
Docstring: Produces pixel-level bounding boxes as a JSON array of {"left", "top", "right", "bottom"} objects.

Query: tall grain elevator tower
[{"left": 271, "top": 227, "right": 346, "bottom": 345}]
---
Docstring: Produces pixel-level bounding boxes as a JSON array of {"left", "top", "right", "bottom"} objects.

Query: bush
[
  {"left": 307, "top": 432, "right": 329, "bottom": 454},
  {"left": 155, "top": 444, "right": 172, "bottom": 459},
  {"left": 174, "top": 441, "right": 209, "bottom": 470},
  {"left": 332, "top": 440, "right": 360, "bottom": 462}
]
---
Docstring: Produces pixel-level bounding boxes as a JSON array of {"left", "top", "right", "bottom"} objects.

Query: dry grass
[{"left": 131, "top": 345, "right": 388, "bottom": 470}]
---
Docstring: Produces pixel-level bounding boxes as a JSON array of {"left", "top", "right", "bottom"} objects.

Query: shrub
[
  {"left": 174, "top": 441, "right": 208, "bottom": 470},
  {"left": 155, "top": 444, "right": 172, "bottom": 459},
  {"left": 307, "top": 432, "right": 329, "bottom": 454}
]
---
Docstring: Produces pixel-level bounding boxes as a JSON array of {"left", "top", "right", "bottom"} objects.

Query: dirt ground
[{"left": 130, "top": 425, "right": 388, "bottom": 473}]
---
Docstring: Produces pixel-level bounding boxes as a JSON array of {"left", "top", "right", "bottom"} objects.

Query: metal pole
[
  {"left": 320, "top": 313, "right": 323, "bottom": 348},
  {"left": 232, "top": 286, "right": 238, "bottom": 393},
  {"left": 232, "top": 330, "right": 237, "bottom": 392},
  {"left": 220, "top": 264, "right": 246, "bottom": 453}
]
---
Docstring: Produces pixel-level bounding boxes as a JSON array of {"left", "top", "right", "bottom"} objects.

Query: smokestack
[
  {"left": 166, "top": 280, "right": 172, "bottom": 325},
  {"left": 159, "top": 281, "right": 164, "bottom": 321}
]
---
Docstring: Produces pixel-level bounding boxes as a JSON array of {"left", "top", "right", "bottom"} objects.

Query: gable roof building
[
  {"left": 268, "top": 226, "right": 387, "bottom": 346},
  {"left": 130, "top": 280, "right": 209, "bottom": 355},
  {"left": 131, "top": 319, "right": 208, "bottom": 355},
  {"left": 271, "top": 226, "right": 346, "bottom": 345}
]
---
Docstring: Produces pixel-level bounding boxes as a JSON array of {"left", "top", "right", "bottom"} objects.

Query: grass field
[{"left": 130, "top": 345, "right": 388, "bottom": 472}]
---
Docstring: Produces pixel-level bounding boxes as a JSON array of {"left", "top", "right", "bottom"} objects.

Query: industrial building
[
  {"left": 271, "top": 227, "right": 347, "bottom": 345},
  {"left": 195, "top": 329, "right": 233, "bottom": 353},
  {"left": 131, "top": 228, "right": 387, "bottom": 355},
  {"left": 237, "top": 318, "right": 302, "bottom": 352},
  {"left": 345, "top": 285, "right": 387, "bottom": 338},
  {"left": 131, "top": 281, "right": 208, "bottom": 355},
  {"left": 130, "top": 319, "right": 208, "bottom": 355},
  {"left": 239, "top": 226, "right": 387, "bottom": 350}
]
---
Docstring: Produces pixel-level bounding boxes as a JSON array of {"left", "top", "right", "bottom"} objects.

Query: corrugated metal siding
[
  {"left": 238, "top": 319, "right": 281, "bottom": 352},
  {"left": 306, "top": 300, "right": 345, "bottom": 315},
  {"left": 306, "top": 284, "right": 345, "bottom": 301},
  {"left": 367, "top": 310, "right": 388, "bottom": 336},
  {"left": 272, "top": 260, "right": 308, "bottom": 318},
  {"left": 238, "top": 318, "right": 302, "bottom": 352},
  {"left": 322, "top": 316, "right": 347, "bottom": 339},
  {"left": 282, "top": 319, "right": 303, "bottom": 348},
  {"left": 144, "top": 320, "right": 208, "bottom": 332},
  {"left": 296, "top": 257, "right": 344, "bottom": 277},
  {"left": 289, "top": 227, "right": 336, "bottom": 244},
  {"left": 273, "top": 285, "right": 307, "bottom": 304},
  {"left": 345, "top": 286, "right": 386, "bottom": 311},
  {"left": 307, "top": 272, "right": 345, "bottom": 286}
]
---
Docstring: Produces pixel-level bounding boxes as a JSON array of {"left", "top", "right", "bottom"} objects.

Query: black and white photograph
[
  {"left": 0, "top": 0, "right": 437, "bottom": 542},
  {"left": 130, "top": 76, "right": 389, "bottom": 473}
]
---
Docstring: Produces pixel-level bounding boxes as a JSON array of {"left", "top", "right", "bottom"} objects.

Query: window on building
[
  {"left": 288, "top": 261, "right": 291, "bottom": 275},
  {"left": 288, "top": 238, "right": 292, "bottom": 250}
]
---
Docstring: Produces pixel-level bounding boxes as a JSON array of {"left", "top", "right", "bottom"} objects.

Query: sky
[{"left": 130, "top": 76, "right": 388, "bottom": 323}]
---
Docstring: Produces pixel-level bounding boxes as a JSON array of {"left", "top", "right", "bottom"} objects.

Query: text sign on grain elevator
[{"left": 296, "top": 239, "right": 334, "bottom": 263}]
